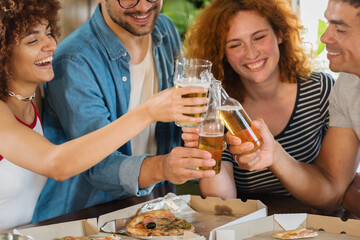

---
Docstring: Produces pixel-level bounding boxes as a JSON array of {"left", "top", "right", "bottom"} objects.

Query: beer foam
[
  {"left": 199, "top": 132, "right": 224, "bottom": 137},
  {"left": 218, "top": 105, "right": 244, "bottom": 111},
  {"left": 174, "top": 78, "right": 211, "bottom": 88}
]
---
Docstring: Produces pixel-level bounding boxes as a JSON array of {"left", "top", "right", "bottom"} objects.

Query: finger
[
  {"left": 180, "top": 105, "right": 208, "bottom": 115},
  {"left": 224, "top": 132, "right": 241, "bottom": 145},
  {"left": 236, "top": 151, "right": 260, "bottom": 170},
  {"left": 185, "top": 168, "right": 216, "bottom": 179},
  {"left": 182, "top": 132, "right": 199, "bottom": 142},
  {"left": 182, "top": 127, "right": 199, "bottom": 134},
  {"left": 184, "top": 141, "right": 199, "bottom": 148},
  {"left": 228, "top": 142, "right": 254, "bottom": 155},
  {"left": 181, "top": 97, "right": 209, "bottom": 106},
  {"left": 172, "top": 147, "right": 212, "bottom": 159}
]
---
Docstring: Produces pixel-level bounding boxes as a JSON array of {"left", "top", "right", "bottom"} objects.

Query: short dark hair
[{"left": 0, "top": 0, "right": 61, "bottom": 101}]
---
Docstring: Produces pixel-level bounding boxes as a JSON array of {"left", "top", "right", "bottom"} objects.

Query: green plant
[
  {"left": 314, "top": 19, "right": 327, "bottom": 56},
  {"left": 161, "top": 0, "right": 212, "bottom": 38}
]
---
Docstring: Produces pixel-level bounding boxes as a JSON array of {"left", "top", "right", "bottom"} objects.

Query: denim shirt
[{"left": 32, "top": 5, "right": 182, "bottom": 222}]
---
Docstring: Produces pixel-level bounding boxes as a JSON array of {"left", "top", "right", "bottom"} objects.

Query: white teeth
[
  {"left": 328, "top": 51, "right": 341, "bottom": 56},
  {"left": 34, "top": 56, "right": 53, "bottom": 65},
  {"left": 246, "top": 60, "right": 265, "bottom": 70},
  {"left": 133, "top": 14, "right": 148, "bottom": 19}
]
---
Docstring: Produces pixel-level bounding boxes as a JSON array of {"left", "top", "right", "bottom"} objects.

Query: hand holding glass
[{"left": 174, "top": 58, "right": 212, "bottom": 128}]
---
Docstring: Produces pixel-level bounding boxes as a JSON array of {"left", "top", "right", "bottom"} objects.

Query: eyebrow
[
  {"left": 226, "top": 29, "right": 269, "bottom": 44},
  {"left": 23, "top": 24, "right": 51, "bottom": 38},
  {"left": 329, "top": 19, "right": 351, "bottom": 27}
]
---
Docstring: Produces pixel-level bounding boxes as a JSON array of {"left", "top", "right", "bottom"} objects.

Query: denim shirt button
[
  {"left": 123, "top": 53, "right": 127, "bottom": 57},
  {"left": 122, "top": 76, "right": 127, "bottom": 82}
]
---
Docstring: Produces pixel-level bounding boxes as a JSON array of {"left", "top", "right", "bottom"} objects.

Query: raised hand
[
  {"left": 225, "top": 119, "right": 276, "bottom": 171},
  {"left": 162, "top": 147, "right": 216, "bottom": 184},
  {"left": 181, "top": 127, "right": 200, "bottom": 148},
  {"left": 142, "top": 86, "right": 209, "bottom": 124}
]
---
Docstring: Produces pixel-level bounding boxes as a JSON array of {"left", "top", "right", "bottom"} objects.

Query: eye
[
  {"left": 253, "top": 35, "right": 266, "bottom": 41},
  {"left": 227, "top": 42, "right": 244, "bottom": 49},
  {"left": 27, "top": 38, "right": 38, "bottom": 44},
  {"left": 336, "top": 29, "right": 345, "bottom": 33}
]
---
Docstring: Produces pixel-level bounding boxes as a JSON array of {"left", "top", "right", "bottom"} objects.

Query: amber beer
[
  {"left": 219, "top": 106, "right": 263, "bottom": 154},
  {"left": 197, "top": 133, "right": 224, "bottom": 174},
  {"left": 174, "top": 78, "right": 210, "bottom": 127}
]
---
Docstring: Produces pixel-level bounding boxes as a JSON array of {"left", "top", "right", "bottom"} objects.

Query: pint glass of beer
[{"left": 174, "top": 58, "right": 212, "bottom": 128}]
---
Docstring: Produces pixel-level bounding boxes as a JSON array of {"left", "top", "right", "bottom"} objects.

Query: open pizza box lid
[
  {"left": 97, "top": 194, "right": 267, "bottom": 240},
  {"left": 215, "top": 213, "right": 360, "bottom": 239},
  {"left": 17, "top": 218, "right": 99, "bottom": 240}
]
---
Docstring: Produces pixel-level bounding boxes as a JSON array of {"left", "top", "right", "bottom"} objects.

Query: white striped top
[{"left": 222, "top": 71, "right": 335, "bottom": 198}]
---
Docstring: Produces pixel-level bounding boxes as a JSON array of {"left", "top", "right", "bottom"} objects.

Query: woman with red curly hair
[
  {"left": 0, "top": 0, "right": 209, "bottom": 230},
  {"left": 182, "top": 0, "right": 335, "bottom": 199}
]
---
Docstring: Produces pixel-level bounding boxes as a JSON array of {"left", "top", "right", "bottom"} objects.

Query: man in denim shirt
[{"left": 32, "top": 0, "right": 216, "bottom": 222}]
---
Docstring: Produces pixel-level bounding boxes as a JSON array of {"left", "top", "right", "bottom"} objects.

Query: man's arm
[{"left": 270, "top": 126, "right": 359, "bottom": 211}]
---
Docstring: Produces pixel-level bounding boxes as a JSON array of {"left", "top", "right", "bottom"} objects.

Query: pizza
[
  {"left": 59, "top": 235, "right": 120, "bottom": 240},
  {"left": 273, "top": 228, "right": 318, "bottom": 239},
  {"left": 126, "top": 209, "right": 195, "bottom": 236}
]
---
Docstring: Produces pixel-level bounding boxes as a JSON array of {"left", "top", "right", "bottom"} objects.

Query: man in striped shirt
[{"left": 229, "top": 0, "right": 360, "bottom": 217}]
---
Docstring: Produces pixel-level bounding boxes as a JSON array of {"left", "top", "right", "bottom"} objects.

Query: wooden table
[{"left": 19, "top": 181, "right": 357, "bottom": 230}]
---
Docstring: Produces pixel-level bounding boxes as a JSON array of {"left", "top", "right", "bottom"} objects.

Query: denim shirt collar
[{"left": 91, "top": 4, "right": 166, "bottom": 61}]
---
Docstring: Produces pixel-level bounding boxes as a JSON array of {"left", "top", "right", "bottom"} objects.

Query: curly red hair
[
  {"left": 0, "top": 0, "right": 61, "bottom": 101},
  {"left": 184, "top": 0, "right": 312, "bottom": 102}
]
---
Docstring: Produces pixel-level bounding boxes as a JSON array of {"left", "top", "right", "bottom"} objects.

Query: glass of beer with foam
[
  {"left": 174, "top": 58, "right": 212, "bottom": 128},
  {"left": 197, "top": 80, "right": 225, "bottom": 174}
]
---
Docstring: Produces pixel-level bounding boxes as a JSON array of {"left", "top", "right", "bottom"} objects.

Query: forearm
[
  {"left": 342, "top": 173, "right": 360, "bottom": 217},
  {"left": 269, "top": 142, "right": 343, "bottom": 211},
  {"left": 199, "top": 162, "right": 236, "bottom": 199},
  {"left": 138, "top": 154, "right": 166, "bottom": 188},
  {"left": 49, "top": 105, "right": 154, "bottom": 180}
]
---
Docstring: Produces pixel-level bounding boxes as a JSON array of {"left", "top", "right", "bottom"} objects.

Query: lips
[
  {"left": 34, "top": 56, "right": 53, "bottom": 66},
  {"left": 244, "top": 59, "right": 266, "bottom": 71}
]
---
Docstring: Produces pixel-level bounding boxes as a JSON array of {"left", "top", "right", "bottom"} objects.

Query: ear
[{"left": 277, "top": 36, "right": 283, "bottom": 44}]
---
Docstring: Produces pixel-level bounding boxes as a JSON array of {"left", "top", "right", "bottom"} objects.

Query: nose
[
  {"left": 133, "top": 0, "right": 153, "bottom": 12},
  {"left": 245, "top": 43, "right": 259, "bottom": 60},
  {"left": 320, "top": 25, "right": 332, "bottom": 45},
  {"left": 42, "top": 36, "right": 57, "bottom": 53}
]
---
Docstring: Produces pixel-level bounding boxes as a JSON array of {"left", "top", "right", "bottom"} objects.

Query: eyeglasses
[{"left": 117, "top": 0, "right": 159, "bottom": 9}]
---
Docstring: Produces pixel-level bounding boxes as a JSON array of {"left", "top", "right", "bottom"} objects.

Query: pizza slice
[
  {"left": 126, "top": 209, "right": 195, "bottom": 236},
  {"left": 59, "top": 235, "right": 120, "bottom": 240},
  {"left": 273, "top": 228, "right": 318, "bottom": 239}
]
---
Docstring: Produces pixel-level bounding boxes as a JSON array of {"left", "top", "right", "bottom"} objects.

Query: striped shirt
[{"left": 222, "top": 71, "right": 335, "bottom": 198}]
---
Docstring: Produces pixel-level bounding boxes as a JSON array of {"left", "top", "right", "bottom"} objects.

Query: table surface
[{"left": 19, "top": 181, "right": 358, "bottom": 231}]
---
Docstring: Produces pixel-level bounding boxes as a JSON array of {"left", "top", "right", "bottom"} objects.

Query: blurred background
[{"left": 58, "top": 0, "right": 331, "bottom": 75}]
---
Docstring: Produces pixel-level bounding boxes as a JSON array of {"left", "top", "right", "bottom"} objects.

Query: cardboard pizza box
[
  {"left": 215, "top": 213, "right": 360, "bottom": 239},
  {"left": 17, "top": 218, "right": 99, "bottom": 239},
  {"left": 97, "top": 194, "right": 267, "bottom": 240},
  {"left": 16, "top": 194, "right": 266, "bottom": 240}
]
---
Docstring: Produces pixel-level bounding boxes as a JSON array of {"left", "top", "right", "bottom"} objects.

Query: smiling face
[
  {"left": 225, "top": 10, "right": 282, "bottom": 85},
  {"left": 321, "top": 0, "right": 360, "bottom": 76},
  {"left": 8, "top": 21, "right": 56, "bottom": 89},
  {"left": 102, "top": 0, "right": 162, "bottom": 37}
]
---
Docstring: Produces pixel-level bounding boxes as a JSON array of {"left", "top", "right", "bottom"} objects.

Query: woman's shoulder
[{"left": 298, "top": 71, "right": 335, "bottom": 90}]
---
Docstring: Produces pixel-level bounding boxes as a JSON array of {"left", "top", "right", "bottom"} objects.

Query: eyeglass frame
[{"left": 117, "top": 0, "right": 159, "bottom": 9}]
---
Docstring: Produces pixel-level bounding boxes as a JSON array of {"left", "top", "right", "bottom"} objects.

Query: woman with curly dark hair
[
  {"left": 182, "top": 0, "right": 335, "bottom": 199},
  {"left": 0, "top": 0, "right": 209, "bottom": 230}
]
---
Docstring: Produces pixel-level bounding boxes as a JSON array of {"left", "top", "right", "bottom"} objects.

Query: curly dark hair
[
  {"left": 184, "top": 0, "right": 312, "bottom": 103},
  {"left": 0, "top": 0, "right": 61, "bottom": 101}
]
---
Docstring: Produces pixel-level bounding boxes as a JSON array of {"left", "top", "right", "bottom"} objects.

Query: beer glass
[
  {"left": 174, "top": 58, "right": 212, "bottom": 128},
  {"left": 218, "top": 87, "right": 264, "bottom": 154},
  {"left": 197, "top": 80, "right": 225, "bottom": 174}
]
